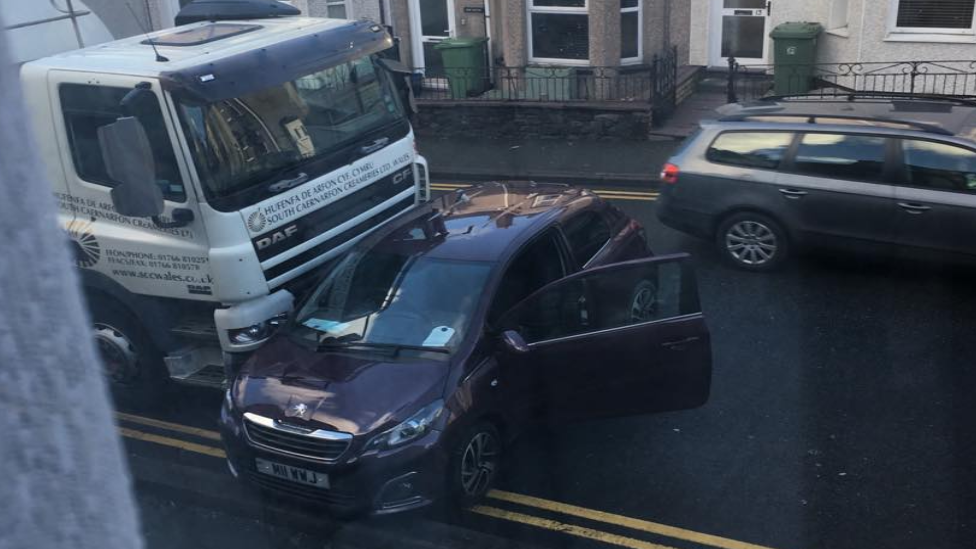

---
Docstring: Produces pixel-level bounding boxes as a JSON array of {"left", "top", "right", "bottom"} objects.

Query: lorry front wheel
[{"left": 91, "top": 301, "right": 169, "bottom": 407}]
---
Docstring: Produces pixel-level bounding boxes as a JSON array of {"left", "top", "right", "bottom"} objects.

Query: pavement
[
  {"left": 115, "top": 181, "right": 976, "bottom": 549},
  {"left": 417, "top": 90, "right": 727, "bottom": 188}
]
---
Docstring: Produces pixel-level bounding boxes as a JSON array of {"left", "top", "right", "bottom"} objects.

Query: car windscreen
[
  {"left": 175, "top": 54, "right": 408, "bottom": 211},
  {"left": 290, "top": 250, "right": 492, "bottom": 353}
]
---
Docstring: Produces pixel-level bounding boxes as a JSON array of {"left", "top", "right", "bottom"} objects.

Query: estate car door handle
[
  {"left": 779, "top": 188, "right": 808, "bottom": 199},
  {"left": 662, "top": 336, "right": 700, "bottom": 350},
  {"left": 898, "top": 202, "right": 931, "bottom": 214}
]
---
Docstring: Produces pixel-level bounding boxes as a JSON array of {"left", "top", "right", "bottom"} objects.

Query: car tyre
[
  {"left": 716, "top": 212, "right": 789, "bottom": 271},
  {"left": 448, "top": 422, "right": 502, "bottom": 508},
  {"left": 90, "top": 299, "right": 170, "bottom": 408}
]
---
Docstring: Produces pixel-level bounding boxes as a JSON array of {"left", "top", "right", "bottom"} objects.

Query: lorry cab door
[
  {"left": 496, "top": 254, "right": 712, "bottom": 423},
  {"left": 49, "top": 71, "right": 213, "bottom": 300}
]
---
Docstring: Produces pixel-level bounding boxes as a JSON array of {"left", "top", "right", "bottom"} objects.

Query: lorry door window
[{"left": 59, "top": 84, "right": 186, "bottom": 202}]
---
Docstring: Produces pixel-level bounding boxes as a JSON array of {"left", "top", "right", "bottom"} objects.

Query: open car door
[{"left": 496, "top": 254, "right": 711, "bottom": 422}]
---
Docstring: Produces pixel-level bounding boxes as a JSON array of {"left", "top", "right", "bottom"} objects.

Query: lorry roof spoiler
[
  {"left": 175, "top": 0, "right": 300, "bottom": 26},
  {"left": 159, "top": 20, "right": 392, "bottom": 104}
]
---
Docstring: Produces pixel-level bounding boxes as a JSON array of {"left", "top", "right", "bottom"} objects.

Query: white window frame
[
  {"left": 620, "top": 0, "right": 642, "bottom": 65},
  {"left": 325, "top": 0, "right": 350, "bottom": 19},
  {"left": 887, "top": 0, "right": 976, "bottom": 37},
  {"left": 527, "top": 0, "right": 590, "bottom": 66}
]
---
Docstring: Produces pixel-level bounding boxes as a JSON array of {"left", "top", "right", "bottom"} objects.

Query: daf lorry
[{"left": 18, "top": 1, "right": 429, "bottom": 398}]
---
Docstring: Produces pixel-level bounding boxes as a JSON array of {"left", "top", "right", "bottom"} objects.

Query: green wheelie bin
[
  {"left": 434, "top": 37, "right": 489, "bottom": 99},
  {"left": 770, "top": 22, "right": 823, "bottom": 95}
]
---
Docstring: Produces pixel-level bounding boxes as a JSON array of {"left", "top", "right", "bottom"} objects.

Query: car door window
[
  {"left": 792, "top": 133, "right": 887, "bottom": 182},
  {"left": 489, "top": 230, "right": 566, "bottom": 324},
  {"left": 562, "top": 211, "right": 612, "bottom": 266},
  {"left": 499, "top": 255, "right": 698, "bottom": 344},
  {"left": 901, "top": 139, "right": 976, "bottom": 192},
  {"left": 706, "top": 131, "right": 794, "bottom": 169},
  {"left": 59, "top": 83, "right": 186, "bottom": 202}
]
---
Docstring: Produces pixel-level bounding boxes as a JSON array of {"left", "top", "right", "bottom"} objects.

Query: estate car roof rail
[
  {"left": 716, "top": 112, "right": 955, "bottom": 136},
  {"left": 757, "top": 91, "right": 976, "bottom": 107}
]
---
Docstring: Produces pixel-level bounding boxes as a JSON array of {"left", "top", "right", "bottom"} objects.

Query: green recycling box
[
  {"left": 434, "top": 37, "right": 489, "bottom": 99},
  {"left": 770, "top": 22, "right": 823, "bottom": 95}
]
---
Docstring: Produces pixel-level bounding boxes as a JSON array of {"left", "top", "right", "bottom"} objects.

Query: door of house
[
  {"left": 710, "top": 0, "right": 771, "bottom": 67},
  {"left": 409, "top": 0, "right": 456, "bottom": 82}
]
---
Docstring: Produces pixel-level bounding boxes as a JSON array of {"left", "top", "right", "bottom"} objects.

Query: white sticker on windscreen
[{"left": 422, "top": 326, "right": 455, "bottom": 347}]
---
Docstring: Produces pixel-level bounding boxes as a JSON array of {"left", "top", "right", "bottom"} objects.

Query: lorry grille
[{"left": 243, "top": 413, "right": 352, "bottom": 462}]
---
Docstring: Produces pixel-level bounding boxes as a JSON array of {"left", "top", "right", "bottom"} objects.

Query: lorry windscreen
[{"left": 175, "top": 54, "right": 409, "bottom": 211}]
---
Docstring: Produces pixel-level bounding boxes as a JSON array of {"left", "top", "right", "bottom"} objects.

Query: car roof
[
  {"left": 712, "top": 95, "right": 976, "bottom": 140},
  {"left": 373, "top": 182, "right": 600, "bottom": 263},
  {"left": 22, "top": 17, "right": 354, "bottom": 78}
]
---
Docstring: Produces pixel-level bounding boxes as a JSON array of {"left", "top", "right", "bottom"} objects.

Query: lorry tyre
[{"left": 90, "top": 300, "right": 169, "bottom": 408}]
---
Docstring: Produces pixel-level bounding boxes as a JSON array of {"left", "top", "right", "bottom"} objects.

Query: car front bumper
[{"left": 219, "top": 401, "right": 449, "bottom": 516}]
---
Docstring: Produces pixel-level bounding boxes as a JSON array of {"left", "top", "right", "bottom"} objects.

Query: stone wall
[{"left": 414, "top": 101, "right": 654, "bottom": 141}]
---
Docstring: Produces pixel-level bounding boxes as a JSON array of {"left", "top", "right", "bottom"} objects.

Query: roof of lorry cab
[{"left": 22, "top": 17, "right": 366, "bottom": 78}]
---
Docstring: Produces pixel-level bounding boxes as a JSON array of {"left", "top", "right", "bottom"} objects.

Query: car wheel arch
[{"left": 714, "top": 207, "right": 795, "bottom": 245}]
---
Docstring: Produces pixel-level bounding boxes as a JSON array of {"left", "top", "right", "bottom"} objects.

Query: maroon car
[{"left": 219, "top": 182, "right": 712, "bottom": 515}]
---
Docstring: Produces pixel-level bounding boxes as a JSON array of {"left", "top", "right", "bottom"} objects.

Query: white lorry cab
[{"left": 20, "top": 3, "right": 429, "bottom": 398}]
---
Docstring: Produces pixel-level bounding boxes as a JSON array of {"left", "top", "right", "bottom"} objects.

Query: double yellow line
[
  {"left": 115, "top": 412, "right": 779, "bottom": 549},
  {"left": 430, "top": 183, "right": 659, "bottom": 202}
]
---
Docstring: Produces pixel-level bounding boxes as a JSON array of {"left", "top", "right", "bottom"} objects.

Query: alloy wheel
[
  {"left": 94, "top": 323, "right": 140, "bottom": 385},
  {"left": 725, "top": 220, "right": 778, "bottom": 266},
  {"left": 459, "top": 431, "right": 499, "bottom": 497}
]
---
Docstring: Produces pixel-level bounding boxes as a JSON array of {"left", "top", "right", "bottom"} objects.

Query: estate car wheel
[
  {"left": 90, "top": 300, "right": 169, "bottom": 407},
  {"left": 629, "top": 280, "right": 658, "bottom": 322},
  {"left": 716, "top": 213, "right": 789, "bottom": 271},
  {"left": 448, "top": 422, "right": 502, "bottom": 507}
]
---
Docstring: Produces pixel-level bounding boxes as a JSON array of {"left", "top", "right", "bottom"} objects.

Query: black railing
[
  {"left": 415, "top": 46, "right": 679, "bottom": 110},
  {"left": 727, "top": 59, "right": 976, "bottom": 103}
]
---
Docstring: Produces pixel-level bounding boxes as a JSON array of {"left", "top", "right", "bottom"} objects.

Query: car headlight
[
  {"left": 228, "top": 313, "right": 289, "bottom": 345},
  {"left": 365, "top": 400, "right": 444, "bottom": 452}
]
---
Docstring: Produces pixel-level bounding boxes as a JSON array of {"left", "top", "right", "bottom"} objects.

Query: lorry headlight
[
  {"left": 228, "top": 313, "right": 288, "bottom": 345},
  {"left": 364, "top": 400, "right": 444, "bottom": 452}
]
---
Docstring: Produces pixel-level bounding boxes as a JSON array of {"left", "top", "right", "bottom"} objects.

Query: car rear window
[
  {"left": 901, "top": 139, "right": 976, "bottom": 192},
  {"left": 706, "top": 131, "right": 794, "bottom": 170}
]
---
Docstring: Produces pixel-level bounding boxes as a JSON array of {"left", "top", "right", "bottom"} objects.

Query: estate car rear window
[
  {"left": 706, "top": 131, "right": 794, "bottom": 170},
  {"left": 792, "top": 133, "right": 887, "bottom": 182},
  {"left": 901, "top": 139, "right": 976, "bottom": 192}
]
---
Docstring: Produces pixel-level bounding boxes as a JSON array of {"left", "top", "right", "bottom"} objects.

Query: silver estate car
[{"left": 656, "top": 94, "right": 976, "bottom": 271}]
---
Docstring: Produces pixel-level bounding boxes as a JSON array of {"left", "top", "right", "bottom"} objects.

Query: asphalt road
[{"left": 116, "top": 190, "right": 976, "bottom": 549}]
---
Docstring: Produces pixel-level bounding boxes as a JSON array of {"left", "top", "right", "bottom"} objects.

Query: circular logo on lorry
[
  {"left": 66, "top": 218, "right": 100, "bottom": 268},
  {"left": 247, "top": 211, "right": 267, "bottom": 233}
]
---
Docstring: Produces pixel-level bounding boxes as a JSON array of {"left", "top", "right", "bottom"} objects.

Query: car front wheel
[
  {"left": 448, "top": 422, "right": 502, "bottom": 507},
  {"left": 716, "top": 212, "right": 789, "bottom": 271}
]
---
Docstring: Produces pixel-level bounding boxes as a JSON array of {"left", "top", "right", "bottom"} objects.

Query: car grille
[{"left": 243, "top": 413, "right": 352, "bottom": 463}]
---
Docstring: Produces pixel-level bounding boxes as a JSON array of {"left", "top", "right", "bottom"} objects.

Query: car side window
[
  {"left": 901, "top": 139, "right": 976, "bottom": 192},
  {"left": 706, "top": 131, "right": 794, "bottom": 170},
  {"left": 499, "top": 258, "right": 696, "bottom": 344},
  {"left": 59, "top": 83, "right": 187, "bottom": 202},
  {"left": 562, "top": 211, "right": 612, "bottom": 267},
  {"left": 488, "top": 231, "right": 566, "bottom": 325},
  {"left": 792, "top": 133, "right": 887, "bottom": 182}
]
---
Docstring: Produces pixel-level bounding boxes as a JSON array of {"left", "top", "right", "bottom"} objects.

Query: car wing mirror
[
  {"left": 501, "top": 330, "right": 530, "bottom": 354},
  {"left": 98, "top": 116, "right": 164, "bottom": 218}
]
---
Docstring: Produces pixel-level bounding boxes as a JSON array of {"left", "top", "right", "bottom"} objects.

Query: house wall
[{"left": 690, "top": 0, "right": 976, "bottom": 67}]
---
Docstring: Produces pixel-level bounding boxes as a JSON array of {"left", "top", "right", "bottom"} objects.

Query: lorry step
[
  {"left": 170, "top": 321, "right": 219, "bottom": 340},
  {"left": 177, "top": 364, "right": 226, "bottom": 389}
]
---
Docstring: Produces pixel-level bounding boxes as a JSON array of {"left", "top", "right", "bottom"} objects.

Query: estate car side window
[
  {"left": 901, "top": 139, "right": 976, "bottom": 192},
  {"left": 489, "top": 231, "right": 566, "bottom": 325},
  {"left": 792, "top": 133, "right": 887, "bottom": 182},
  {"left": 59, "top": 83, "right": 186, "bottom": 202},
  {"left": 499, "top": 258, "right": 696, "bottom": 344},
  {"left": 562, "top": 211, "right": 612, "bottom": 267},
  {"left": 706, "top": 132, "right": 794, "bottom": 170}
]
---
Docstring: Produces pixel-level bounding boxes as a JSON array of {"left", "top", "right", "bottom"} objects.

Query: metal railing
[
  {"left": 415, "top": 46, "right": 679, "bottom": 110},
  {"left": 727, "top": 58, "right": 976, "bottom": 103}
]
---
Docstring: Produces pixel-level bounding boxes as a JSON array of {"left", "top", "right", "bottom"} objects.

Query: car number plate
[{"left": 255, "top": 457, "right": 330, "bottom": 489}]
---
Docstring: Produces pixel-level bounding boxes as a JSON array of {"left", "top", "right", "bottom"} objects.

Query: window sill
[
  {"left": 825, "top": 27, "right": 850, "bottom": 38},
  {"left": 884, "top": 32, "right": 976, "bottom": 44}
]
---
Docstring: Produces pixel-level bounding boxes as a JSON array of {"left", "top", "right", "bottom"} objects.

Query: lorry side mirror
[
  {"left": 98, "top": 116, "right": 164, "bottom": 218},
  {"left": 377, "top": 57, "right": 417, "bottom": 114}
]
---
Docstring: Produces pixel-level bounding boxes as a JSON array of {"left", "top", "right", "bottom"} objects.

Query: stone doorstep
[{"left": 127, "top": 453, "right": 543, "bottom": 549}]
